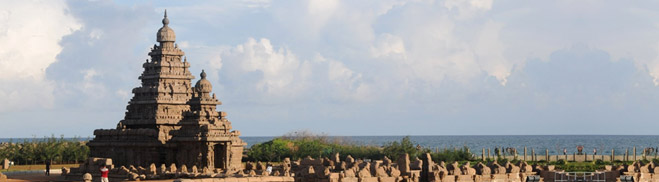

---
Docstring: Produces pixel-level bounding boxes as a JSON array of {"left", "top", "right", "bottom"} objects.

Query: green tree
[{"left": 383, "top": 136, "right": 420, "bottom": 160}]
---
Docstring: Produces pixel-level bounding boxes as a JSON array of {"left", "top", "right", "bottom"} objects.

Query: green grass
[{"left": 0, "top": 164, "right": 79, "bottom": 172}]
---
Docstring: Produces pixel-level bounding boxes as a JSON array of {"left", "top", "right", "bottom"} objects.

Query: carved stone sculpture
[{"left": 86, "top": 11, "right": 246, "bottom": 171}]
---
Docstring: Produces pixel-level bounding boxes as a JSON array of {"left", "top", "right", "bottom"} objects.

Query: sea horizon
[{"left": 3, "top": 135, "right": 659, "bottom": 155}]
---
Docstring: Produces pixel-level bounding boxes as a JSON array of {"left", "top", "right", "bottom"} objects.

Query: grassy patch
[{"left": 0, "top": 164, "right": 79, "bottom": 172}]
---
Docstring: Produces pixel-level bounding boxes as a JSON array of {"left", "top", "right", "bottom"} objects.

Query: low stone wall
[
  {"left": 67, "top": 154, "right": 551, "bottom": 182},
  {"left": 620, "top": 161, "right": 659, "bottom": 182},
  {"left": 477, "top": 155, "right": 659, "bottom": 162},
  {"left": 174, "top": 177, "right": 294, "bottom": 182},
  {"left": 286, "top": 153, "right": 542, "bottom": 182}
]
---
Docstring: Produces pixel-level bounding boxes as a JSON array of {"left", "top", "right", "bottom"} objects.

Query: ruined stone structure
[{"left": 87, "top": 11, "right": 245, "bottom": 171}]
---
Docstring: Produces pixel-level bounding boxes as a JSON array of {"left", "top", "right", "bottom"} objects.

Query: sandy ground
[
  {"left": 5, "top": 172, "right": 177, "bottom": 182},
  {"left": 6, "top": 175, "right": 176, "bottom": 182}
]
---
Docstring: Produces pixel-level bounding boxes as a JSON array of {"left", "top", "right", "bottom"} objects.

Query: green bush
[
  {"left": 594, "top": 159, "right": 606, "bottom": 165},
  {"left": 383, "top": 136, "right": 422, "bottom": 160},
  {"left": 246, "top": 133, "right": 474, "bottom": 163},
  {"left": 0, "top": 136, "right": 89, "bottom": 165},
  {"left": 556, "top": 159, "right": 567, "bottom": 165},
  {"left": 431, "top": 146, "right": 473, "bottom": 163}
]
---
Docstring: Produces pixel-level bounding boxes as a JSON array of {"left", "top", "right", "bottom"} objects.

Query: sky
[{"left": 3, "top": 0, "right": 659, "bottom": 137}]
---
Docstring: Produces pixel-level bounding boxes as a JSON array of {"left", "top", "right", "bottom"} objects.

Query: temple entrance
[{"left": 214, "top": 143, "right": 227, "bottom": 169}]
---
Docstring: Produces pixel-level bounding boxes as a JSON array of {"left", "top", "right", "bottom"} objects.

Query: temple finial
[
  {"left": 162, "top": 10, "right": 169, "bottom": 26},
  {"left": 200, "top": 70, "right": 207, "bottom": 79}
]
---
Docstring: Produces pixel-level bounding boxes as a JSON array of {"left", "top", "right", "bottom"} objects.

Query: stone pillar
[
  {"left": 611, "top": 149, "right": 614, "bottom": 162},
  {"left": 421, "top": 153, "right": 432, "bottom": 182},
  {"left": 482, "top": 148, "right": 485, "bottom": 161},
  {"left": 634, "top": 147, "right": 637, "bottom": 161},
  {"left": 2, "top": 158, "right": 8, "bottom": 169},
  {"left": 625, "top": 148, "right": 629, "bottom": 162},
  {"left": 531, "top": 149, "right": 535, "bottom": 161},
  {"left": 397, "top": 153, "right": 410, "bottom": 175},
  {"left": 488, "top": 148, "right": 491, "bottom": 160},
  {"left": 524, "top": 147, "right": 527, "bottom": 161},
  {"left": 546, "top": 149, "right": 549, "bottom": 161}
]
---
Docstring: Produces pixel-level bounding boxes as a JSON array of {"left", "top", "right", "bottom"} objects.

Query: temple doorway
[{"left": 214, "top": 143, "right": 227, "bottom": 169}]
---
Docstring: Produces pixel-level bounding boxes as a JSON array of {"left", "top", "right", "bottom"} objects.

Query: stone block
[
  {"left": 246, "top": 177, "right": 263, "bottom": 182},
  {"left": 359, "top": 177, "right": 378, "bottom": 182},
  {"left": 200, "top": 178, "right": 215, "bottom": 182},
  {"left": 378, "top": 177, "right": 396, "bottom": 182},
  {"left": 639, "top": 173, "right": 652, "bottom": 182},
  {"left": 224, "top": 178, "right": 239, "bottom": 182},
  {"left": 491, "top": 174, "right": 507, "bottom": 182},
  {"left": 507, "top": 173, "right": 520, "bottom": 182},
  {"left": 441, "top": 175, "right": 455, "bottom": 182},
  {"left": 456, "top": 175, "right": 474, "bottom": 182},
  {"left": 340, "top": 177, "right": 359, "bottom": 182}
]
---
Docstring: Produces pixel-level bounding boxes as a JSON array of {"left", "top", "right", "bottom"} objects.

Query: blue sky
[{"left": 2, "top": 0, "right": 659, "bottom": 137}]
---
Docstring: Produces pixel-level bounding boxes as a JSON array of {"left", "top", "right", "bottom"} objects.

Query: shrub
[
  {"left": 556, "top": 159, "right": 567, "bottom": 165},
  {"left": 0, "top": 136, "right": 89, "bottom": 165},
  {"left": 245, "top": 133, "right": 474, "bottom": 163}
]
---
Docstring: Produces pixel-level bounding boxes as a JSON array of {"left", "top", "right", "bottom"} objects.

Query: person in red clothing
[{"left": 100, "top": 165, "right": 109, "bottom": 182}]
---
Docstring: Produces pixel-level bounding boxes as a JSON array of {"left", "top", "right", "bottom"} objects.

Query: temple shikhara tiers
[{"left": 87, "top": 11, "right": 245, "bottom": 171}]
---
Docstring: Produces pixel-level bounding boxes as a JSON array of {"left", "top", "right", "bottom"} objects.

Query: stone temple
[{"left": 87, "top": 11, "right": 245, "bottom": 171}]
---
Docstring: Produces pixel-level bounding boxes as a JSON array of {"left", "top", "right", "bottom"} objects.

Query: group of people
[{"left": 493, "top": 147, "right": 517, "bottom": 155}]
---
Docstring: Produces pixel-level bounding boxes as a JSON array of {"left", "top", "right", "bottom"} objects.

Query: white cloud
[
  {"left": 475, "top": 20, "right": 510, "bottom": 85},
  {"left": 444, "top": 0, "right": 493, "bottom": 19},
  {"left": 0, "top": 0, "right": 81, "bottom": 112},
  {"left": 370, "top": 33, "right": 407, "bottom": 59},
  {"left": 214, "top": 38, "right": 311, "bottom": 99},
  {"left": 201, "top": 38, "right": 371, "bottom": 103}
]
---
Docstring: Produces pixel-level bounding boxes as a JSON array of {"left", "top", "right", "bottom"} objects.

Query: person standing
[
  {"left": 593, "top": 148, "right": 597, "bottom": 155},
  {"left": 563, "top": 148, "right": 567, "bottom": 155},
  {"left": 100, "top": 165, "right": 109, "bottom": 182},
  {"left": 45, "top": 160, "right": 51, "bottom": 176}
]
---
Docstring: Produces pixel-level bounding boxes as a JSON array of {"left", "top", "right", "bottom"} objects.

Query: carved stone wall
[{"left": 87, "top": 11, "right": 245, "bottom": 171}]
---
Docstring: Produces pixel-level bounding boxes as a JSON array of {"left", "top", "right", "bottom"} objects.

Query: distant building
[{"left": 87, "top": 11, "right": 245, "bottom": 171}]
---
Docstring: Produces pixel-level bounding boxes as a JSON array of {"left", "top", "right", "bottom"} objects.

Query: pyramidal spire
[{"left": 162, "top": 9, "right": 169, "bottom": 26}]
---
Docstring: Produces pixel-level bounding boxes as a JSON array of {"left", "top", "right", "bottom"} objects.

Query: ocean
[{"left": 2, "top": 135, "right": 658, "bottom": 155}]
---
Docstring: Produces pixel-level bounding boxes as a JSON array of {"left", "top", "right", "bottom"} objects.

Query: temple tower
[{"left": 88, "top": 11, "right": 245, "bottom": 170}]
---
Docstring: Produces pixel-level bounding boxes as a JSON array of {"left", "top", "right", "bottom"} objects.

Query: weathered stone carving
[
  {"left": 159, "top": 164, "right": 167, "bottom": 174},
  {"left": 358, "top": 165, "right": 372, "bottom": 178},
  {"left": 169, "top": 163, "right": 177, "bottom": 174},
  {"left": 149, "top": 163, "right": 157, "bottom": 175},
  {"left": 476, "top": 162, "right": 491, "bottom": 175},
  {"left": 397, "top": 153, "right": 410, "bottom": 174},
  {"left": 86, "top": 11, "right": 246, "bottom": 171},
  {"left": 411, "top": 157, "right": 423, "bottom": 170},
  {"left": 283, "top": 158, "right": 292, "bottom": 176},
  {"left": 461, "top": 162, "right": 476, "bottom": 175},
  {"left": 180, "top": 164, "right": 188, "bottom": 173},
  {"left": 449, "top": 161, "right": 461, "bottom": 175},
  {"left": 83, "top": 173, "right": 92, "bottom": 182}
]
